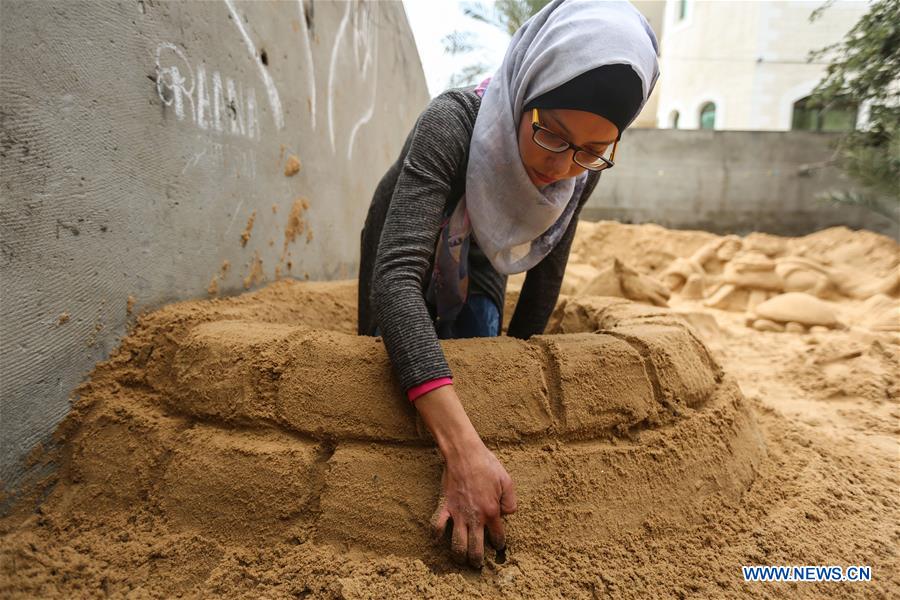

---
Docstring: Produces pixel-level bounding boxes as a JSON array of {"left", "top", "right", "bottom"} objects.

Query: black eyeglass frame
[{"left": 530, "top": 108, "right": 618, "bottom": 172}]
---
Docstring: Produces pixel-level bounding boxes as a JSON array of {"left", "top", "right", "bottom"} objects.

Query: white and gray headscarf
[{"left": 465, "top": 0, "right": 660, "bottom": 274}]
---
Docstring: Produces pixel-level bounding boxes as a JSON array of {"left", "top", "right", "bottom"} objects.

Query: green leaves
[
  {"left": 808, "top": 0, "right": 900, "bottom": 220},
  {"left": 462, "top": 0, "right": 552, "bottom": 36},
  {"left": 444, "top": 0, "right": 553, "bottom": 90}
]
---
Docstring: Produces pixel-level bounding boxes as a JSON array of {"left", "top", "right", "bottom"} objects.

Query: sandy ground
[{"left": 1, "top": 221, "right": 898, "bottom": 599}]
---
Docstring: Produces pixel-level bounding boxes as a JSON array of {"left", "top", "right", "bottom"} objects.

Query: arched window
[
  {"left": 791, "top": 96, "right": 857, "bottom": 132},
  {"left": 670, "top": 110, "right": 680, "bottom": 129},
  {"left": 699, "top": 102, "right": 716, "bottom": 130}
]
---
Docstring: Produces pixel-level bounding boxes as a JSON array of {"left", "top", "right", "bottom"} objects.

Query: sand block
[
  {"left": 543, "top": 298, "right": 724, "bottom": 414},
  {"left": 233, "top": 279, "right": 359, "bottom": 333},
  {"left": 581, "top": 299, "right": 716, "bottom": 346},
  {"left": 534, "top": 333, "right": 657, "bottom": 436},
  {"left": 280, "top": 333, "right": 553, "bottom": 443},
  {"left": 165, "top": 320, "right": 418, "bottom": 441},
  {"left": 607, "top": 323, "right": 722, "bottom": 409},
  {"left": 313, "top": 382, "right": 763, "bottom": 559},
  {"left": 588, "top": 299, "right": 675, "bottom": 327},
  {"left": 443, "top": 337, "right": 555, "bottom": 442},
  {"left": 547, "top": 296, "right": 625, "bottom": 334},
  {"left": 753, "top": 292, "right": 839, "bottom": 327},
  {"left": 503, "top": 381, "right": 762, "bottom": 551},
  {"left": 157, "top": 321, "right": 554, "bottom": 443},
  {"left": 158, "top": 426, "right": 320, "bottom": 541},
  {"left": 547, "top": 296, "right": 664, "bottom": 334},
  {"left": 163, "top": 320, "right": 303, "bottom": 424},
  {"left": 277, "top": 330, "right": 419, "bottom": 441},
  {"left": 66, "top": 392, "right": 180, "bottom": 511},
  {"left": 316, "top": 444, "right": 442, "bottom": 559}
]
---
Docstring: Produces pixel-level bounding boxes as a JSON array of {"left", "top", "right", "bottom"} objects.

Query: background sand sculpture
[
  {"left": 559, "top": 221, "right": 900, "bottom": 334},
  {"left": 2, "top": 221, "right": 898, "bottom": 599}
]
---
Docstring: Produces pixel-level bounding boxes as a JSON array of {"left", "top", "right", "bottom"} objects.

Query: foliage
[
  {"left": 441, "top": 31, "right": 488, "bottom": 88},
  {"left": 443, "top": 0, "right": 552, "bottom": 88},
  {"left": 461, "top": 0, "right": 552, "bottom": 36},
  {"left": 808, "top": 0, "right": 900, "bottom": 223}
]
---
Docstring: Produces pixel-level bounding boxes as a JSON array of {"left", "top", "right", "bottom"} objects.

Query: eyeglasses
[{"left": 531, "top": 108, "right": 617, "bottom": 172}]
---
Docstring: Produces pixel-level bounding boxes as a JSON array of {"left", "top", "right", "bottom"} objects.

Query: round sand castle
[{"left": 50, "top": 280, "right": 764, "bottom": 564}]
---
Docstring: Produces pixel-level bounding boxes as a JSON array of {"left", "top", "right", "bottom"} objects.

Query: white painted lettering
[
  {"left": 195, "top": 65, "right": 211, "bottom": 130},
  {"left": 245, "top": 87, "right": 260, "bottom": 140},
  {"left": 226, "top": 77, "right": 245, "bottom": 137},
  {"left": 211, "top": 71, "right": 225, "bottom": 133},
  {"left": 155, "top": 43, "right": 195, "bottom": 122},
  {"left": 155, "top": 42, "right": 263, "bottom": 142}
]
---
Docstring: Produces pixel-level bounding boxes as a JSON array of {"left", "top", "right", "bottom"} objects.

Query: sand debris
[
  {"left": 284, "top": 155, "right": 301, "bottom": 177},
  {"left": 240, "top": 210, "right": 257, "bottom": 247}
]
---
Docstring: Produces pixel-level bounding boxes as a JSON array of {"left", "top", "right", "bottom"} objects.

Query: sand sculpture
[
  {"left": 853, "top": 293, "right": 900, "bottom": 332},
  {"left": 575, "top": 258, "right": 671, "bottom": 307},
  {"left": 557, "top": 226, "right": 899, "bottom": 338},
  {"left": 746, "top": 292, "right": 840, "bottom": 333},
  {"left": 13, "top": 279, "right": 763, "bottom": 569},
  {"left": 531, "top": 258, "right": 671, "bottom": 306},
  {"left": 656, "top": 233, "right": 899, "bottom": 315},
  {"left": 4, "top": 221, "right": 898, "bottom": 597}
]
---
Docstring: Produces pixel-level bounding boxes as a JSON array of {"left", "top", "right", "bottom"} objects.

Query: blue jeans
[
  {"left": 437, "top": 293, "right": 500, "bottom": 339},
  {"left": 374, "top": 293, "right": 500, "bottom": 339}
]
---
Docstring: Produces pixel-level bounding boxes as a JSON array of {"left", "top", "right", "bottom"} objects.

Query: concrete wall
[
  {"left": 584, "top": 128, "right": 898, "bottom": 237},
  {"left": 0, "top": 0, "right": 429, "bottom": 497}
]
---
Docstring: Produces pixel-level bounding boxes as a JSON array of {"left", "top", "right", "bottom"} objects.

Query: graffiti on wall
[
  {"left": 155, "top": 0, "right": 382, "bottom": 162},
  {"left": 155, "top": 43, "right": 263, "bottom": 141},
  {"left": 180, "top": 136, "right": 258, "bottom": 180},
  {"left": 224, "top": 0, "right": 285, "bottom": 131},
  {"left": 295, "top": 0, "right": 379, "bottom": 161}
]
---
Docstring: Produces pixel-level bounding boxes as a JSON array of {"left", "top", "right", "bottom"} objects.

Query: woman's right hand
[
  {"left": 431, "top": 435, "right": 517, "bottom": 568},
  {"left": 414, "top": 384, "right": 517, "bottom": 568}
]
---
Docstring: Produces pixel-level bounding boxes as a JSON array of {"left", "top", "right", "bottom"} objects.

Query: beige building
[
  {"left": 630, "top": 0, "right": 667, "bottom": 127},
  {"left": 653, "top": 0, "right": 870, "bottom": 131}
]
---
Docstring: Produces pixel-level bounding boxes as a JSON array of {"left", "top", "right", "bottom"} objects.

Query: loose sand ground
[{"left": 1, "top": 222, "right": 897, "bottom": 599}]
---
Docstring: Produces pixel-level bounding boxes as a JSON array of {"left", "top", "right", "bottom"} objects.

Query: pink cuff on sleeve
[{"left": 407, "top": 377, "right": 453, "bottom": 402}]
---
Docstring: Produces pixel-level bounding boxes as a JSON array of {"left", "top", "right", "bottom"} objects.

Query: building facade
[{"left": 654, "top": 0, "right": 871, "bottom": 131}]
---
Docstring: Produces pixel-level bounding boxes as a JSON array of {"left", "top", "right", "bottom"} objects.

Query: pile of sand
[{"left": 2, "top": 221, "right": 898, "bottom": 598}]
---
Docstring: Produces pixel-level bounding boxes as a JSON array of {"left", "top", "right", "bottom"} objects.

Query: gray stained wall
[
  {"left": 0, "top": 0, "right": 429, "bottom": 497},
  {"left": 585, "top": 129, "right": 898, "bottom": 237}
]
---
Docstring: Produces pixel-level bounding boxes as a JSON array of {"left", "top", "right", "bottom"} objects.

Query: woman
[{"left": 357, "top": 0, "right": 659, "bottom": 568}]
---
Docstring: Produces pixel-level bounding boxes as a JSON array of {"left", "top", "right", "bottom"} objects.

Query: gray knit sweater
[{"left": 357, "top": 88, "right": 600, "bottom": 392}]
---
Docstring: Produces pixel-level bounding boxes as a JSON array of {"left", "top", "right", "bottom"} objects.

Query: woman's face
[{"left": 517, "top": 108, "right": 619, "bottom": 189}]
